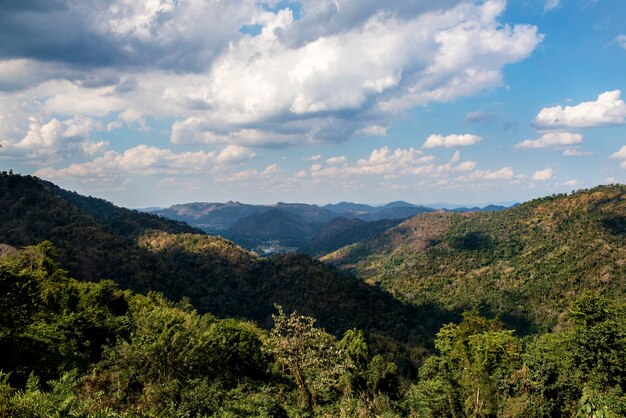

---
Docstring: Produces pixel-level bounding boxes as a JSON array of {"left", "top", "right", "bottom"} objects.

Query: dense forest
[
  {"left": 324, "top": 185, "right": 626, "bottom": 333},
  {"left": 0, "top": 172, "right": 625, "bottom": 416}
]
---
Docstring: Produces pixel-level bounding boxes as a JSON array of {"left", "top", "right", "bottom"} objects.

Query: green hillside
[
  {"left": 303, "top": 217, "right": 402, "bottom": 256},
  {"left": 0, "top": 172, "right": 437, "bottom": 368},
  {"left": 1, "top": 241, "right": 624, "bottom": 417},
  {"left": 323, "top": 185, "right": 626, "bottom": 332}
]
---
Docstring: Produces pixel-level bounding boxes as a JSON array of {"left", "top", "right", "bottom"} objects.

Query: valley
[{"left": 0, "top": 172, "right": 624, "bottom": 416}]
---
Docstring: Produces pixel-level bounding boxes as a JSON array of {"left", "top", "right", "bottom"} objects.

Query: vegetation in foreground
[{"left": 1, "top": 242, "right": 625, "bottom": 417}]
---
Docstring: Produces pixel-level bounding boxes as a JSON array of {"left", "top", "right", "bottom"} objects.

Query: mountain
[
  {"left": 226, "top": 209, "right": 318, "bottom": 241},
  {"left": 382, "top": 200, "right": 418, "bottom": 209},
  {"left": 0, "top": 172, "right": 439, "bottom": 365},
  {"left": 323, "top": 185, "right": 626, "bottom": 332},
  {"left": 273, "top": 202, "right": 338, "bottom": 222},
  {"left": 450, "top": 204, "right": 513, "bottom": 213},
  {"left": 356, "top": 205, "right": 434, "bottom": 221},
  {"left": 152, "top": 201, "right": 262, "bottom": 231},
  {"left": 303, "top": 217, "right": 403, "bottom": 256},
  {"left": 0, "top": 172, "right": 200, "bottom": 280},
  {"left": 324, "top": 201, "right": 379, "bottom": 214}
]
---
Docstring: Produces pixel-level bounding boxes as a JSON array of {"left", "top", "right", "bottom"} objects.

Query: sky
[{"left": 0, "top": 0, "right": 625, "bottom": 208}]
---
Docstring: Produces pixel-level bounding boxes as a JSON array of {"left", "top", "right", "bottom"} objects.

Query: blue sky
[{"left": 0, "top": 0, "right": 624, "bottom": 207}]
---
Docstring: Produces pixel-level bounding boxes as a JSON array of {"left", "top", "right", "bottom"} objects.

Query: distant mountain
[
  {"left": 136, "top": 206, "right": 162, "bottom": 212},
  {"left": 323, "top": 184, "right": 626, "bottom": 332},
  {"left": 450, "top": 204, "right": 512, "bottom": 213},
  {"left": 357, "top": 205, "right": 434, "bottom": 221},
  {"left": 303, "top": 217, "right": 402, "bottom": 256},
  {"left": 324, "top": 202, "right": 379, "bottom": 214},
  {"left": 152, "top": 199, "right": 510, "bottom": 247},
  {"left": 152, "top": 201, "right": 262, "bottom": 230},
  {"left": 382, "top": 200, "right": 419, "bottom": 209},
  {"left": 274, "top": 202, "right": 338, "bottom": 223},
  {"left": 226, "top": 209, "right": 317, "bottom": 241},
  {"left": 427, "top": 201, "right": 519, "bottom": 210}
]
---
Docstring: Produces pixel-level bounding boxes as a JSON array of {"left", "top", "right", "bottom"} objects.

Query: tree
[{"left": 269, "top": 305, "right": 347, "bottom": 410}]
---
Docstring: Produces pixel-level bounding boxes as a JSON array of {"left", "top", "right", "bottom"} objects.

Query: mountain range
[{"left": 151, "top": 199, "right": 513, "bottom": 253}]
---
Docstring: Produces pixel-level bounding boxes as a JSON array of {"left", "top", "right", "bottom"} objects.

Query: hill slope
[
  {"left": 226, "top": 209, "right": 317, "bottom": 241},
  {"left": 303, "top": 217, "right": 403, "bottom": 256},
  {"left": 0, "top": 172, "right": 440, "bottom": 365},
  {"left": 323, "top": 185, "right": 626, "bottom": 331}
]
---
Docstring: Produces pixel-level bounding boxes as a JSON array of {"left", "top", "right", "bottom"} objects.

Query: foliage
[
  {"left": 269, "top": 306, "right": 348, "bottom": 409},
  {"left": 325, "top": 185, "right": 626, "bottom": 333}
]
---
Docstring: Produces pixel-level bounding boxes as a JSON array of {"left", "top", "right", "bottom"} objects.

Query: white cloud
[
  {"left": 303, "top": 154, "right": 322, "bottom": 161},
  {"left": 610, "top": 145, "right": 626, "bottom": 169},
  {"left": 532, "top": 167, "right": 554, "bottom": 181},
  {"left": 261, "top": 163, "right": 282, "bottom": 177},
  {"left": 326, "top": 156, "right": 347, "bottom": 165},
  {"left": 533, "top": 90, "right": 626, "bottom": 129},
  {"left": 170, "top": 117, "right": 313, "bottom": 147},
  {"left": 36, "top": 144, "right": 256, "bottom": 180},
  {"left": 43, "top": 82, "right": 127, "bottom": 117},
  {"left": 544, "top": 0, "right": 560, "bottom": 12},
  {"left": 423, "top": 134, "right": 482, "bottom": 149},
  {"left": 561, "top": 179, "right": 578, "bottom": 186},
  {"left": 454, "top": 161, "right": 477, "bottom": 171},
  {"left": 459, "top": 167, "right": 515, "bottom": 181},
  {"left": 562, "top": 148, "right": 593, "bottom": 157},
  {"left": 159, "top": 0, "right": 540, "bottom": 147},
  {"left": 610, "top": 145, "right": 626, "bottom": 159},
  {"left": 356, "top": 125, "right": 388, "bottom": 137},
  {"left": 515, "top": 132, "right": 583, "bottom": 149},
  {"left": 615, "top": 34, "right": 626, "bottom": 50},
  {"left": 3, "top": 115, "right": 108, "bottom": 163},
  {"left": 215, "top": 145, "right": 256, "bottom": 164}
]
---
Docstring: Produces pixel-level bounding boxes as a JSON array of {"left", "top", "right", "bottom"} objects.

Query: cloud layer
[{"left": 0, "top": 0, "right": 542, "bottom": 157}]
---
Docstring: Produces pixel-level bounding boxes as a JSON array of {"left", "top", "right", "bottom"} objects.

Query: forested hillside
[
  {"left": 0, "top": 172, "right": 437, "bottom": 367},
  {"left": 1, "top": 173, "right": 625, "bottom": 416},
  {"left": 1, "top": 242, "right": 623, "bottom": 416},
  {"left": 324, "top": 185, "right": 626, "bottom": 332}
]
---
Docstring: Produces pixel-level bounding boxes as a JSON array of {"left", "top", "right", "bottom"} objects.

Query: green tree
[{"left": 269, "top": 305, "right": 347, "bottom": 410}]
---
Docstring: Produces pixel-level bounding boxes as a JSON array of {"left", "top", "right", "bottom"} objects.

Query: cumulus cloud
[
  {"left": 615, "top": 35, "right": 626, "bottom": 50},
  {"left": 533, "top": 90, "right": 626, "bottom": 129},
  {"left": 36, "top": 144, "right": 256, "bottom": 180},
  {"left": 515, "top": 132, "right": 583, "bottom": 149},
  {"left": 532, "top": 167, "right": 554, "bottom": 181},
  {"left": 423, "top": 134, "right": 482, "bottom": 149},
  {"left": 562, "top": 148, "right": 593, "bottom": 157},
  {"left": 1, "top": 0, "right": 544, "bottom": 184},
  {"left": 155, "top": 0, "right": 541, "bottom": 147},
  {"left": 610, "top": 145, "right": 626, "bottom": 169},
  {"left": 610, "top": 145, "right": 626, "bottom": 159},
  {"left": 2, "top": 115, "right": 108, "bottom": 163},
  {"left": 326, "top": 156, "right": 347, "bottom": 165},
  {"left": 356, "top": 125, "right": 388, "bottom": 137},
  {"left": 459, "top": 166, "right": 515, "bottom": 181},
  {"left": 0, "top": 0, "right": 259, "bottom": 72}
]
